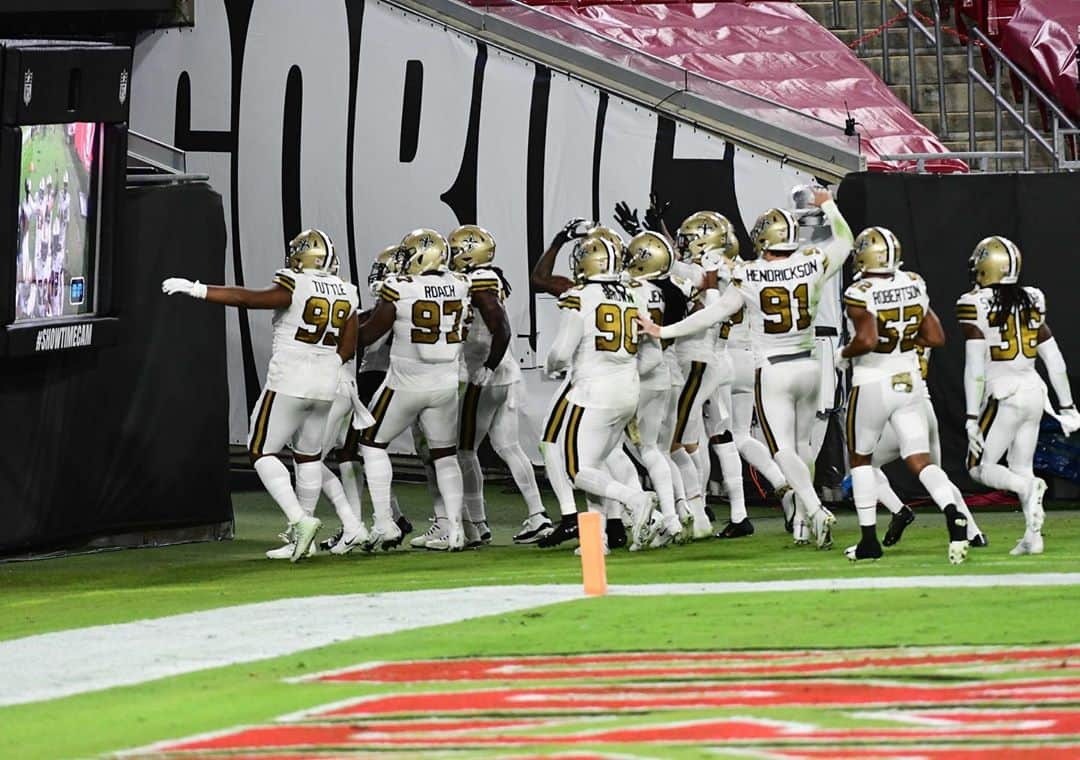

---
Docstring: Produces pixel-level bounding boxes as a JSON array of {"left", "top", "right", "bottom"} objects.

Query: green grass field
[{"left": 1, "top": 487, "right": 1077, "bottom": 758}]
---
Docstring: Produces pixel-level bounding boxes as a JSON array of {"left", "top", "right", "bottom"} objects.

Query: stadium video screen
[{"left": 14, "top": 123, "right": 99, "bottom": 322}]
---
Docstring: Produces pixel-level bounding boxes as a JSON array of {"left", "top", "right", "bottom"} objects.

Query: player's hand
[
  {"left": 614, "top": 201, "right": 642, "bottom": 237},
  {"left": 636, "top": 313, "right": 662, "bottom": 338},
  {"left": 644, "top": 193, "right": 670, "bottom": 232},
  {"left": 699, "top": 249, "right": 725, "bottom": 273},
  {"left": 161, "top": 277, "right": 207, "bottom": 299},
  {"left": 470, "top": 366, "right": 495, "bottom": 387},
  {"left": 556, "top": 217, "right": 591, "bottom": 245},
  {"left": 834, "top": 351, "right": 850, "bottom": 372},
  {"left": 810, "top": 186, "right": 833, "bottom": 207},
  {"left": 1058, "top": 407, "right": 1080, "bottom": 436},
  {"left": 965, "top": 418, "right": 985, "bottom": 457}
]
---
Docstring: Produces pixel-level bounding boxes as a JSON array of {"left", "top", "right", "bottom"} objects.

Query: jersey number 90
[
  {"left": 595, "top": 303, "right": 639, "bottom": 354},
  {"left": 294, "top": 296, "right": 352, "bottom": 346}
]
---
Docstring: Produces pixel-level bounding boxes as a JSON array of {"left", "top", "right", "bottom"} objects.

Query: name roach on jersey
[{"left": 424, "top": 284, "right": 457, "bottom": 298}]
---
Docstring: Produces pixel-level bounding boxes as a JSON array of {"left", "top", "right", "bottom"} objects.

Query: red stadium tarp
[
  {"left": 500, "top": 0, "right": 965, "bottom": 172},
  {"left": 999, "top": 0, "right": 1079, "bottom": 122}
]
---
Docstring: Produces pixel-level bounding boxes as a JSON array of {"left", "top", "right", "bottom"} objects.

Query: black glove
[
  {"left": 613, "top": 201, "right": 642, "bottom": 237},
  {"left": 554, "top": 217, "right": 591, "bottom": 246},
  {"left": 644, "top": 192, "right": 671, "bottom": 232}
]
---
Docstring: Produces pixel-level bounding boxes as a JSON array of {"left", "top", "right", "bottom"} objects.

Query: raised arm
[
  {"left": 814, "top": 188, "right": 854, "bottom": 280},
  {"left": 532, "top": 218, "right": 588, "bottom": 296}
]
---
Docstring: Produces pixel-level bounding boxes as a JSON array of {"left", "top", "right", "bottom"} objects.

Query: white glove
[
  {"left": 341, "top": 369, "right": 375, "bottom": 430},
  {"left": 965, "top": 418, "right": 985, "bottom": 458},
  {"left": 834, "top": 351, "right": 850, "bottom": 373},
  {"left": 1058, "top": 407, "right": 1080, "bottom": 436},
  {"left": 161, "top": 277, "right": 207, "bottom": 299},
  {"left": 699, "top": 249, "right": 725, "bottom": 273},
  {"left": 470, "top": 366, "right": 495, "bottom": 386}
]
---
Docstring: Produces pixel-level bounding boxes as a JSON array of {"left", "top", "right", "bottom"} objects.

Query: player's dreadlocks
[{"left": 988, "top": 283, "right": 1036, "bottom": 329}]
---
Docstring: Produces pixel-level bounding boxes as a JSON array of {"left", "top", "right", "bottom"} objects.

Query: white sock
[
  {"left": 494, "top": 442, "right": 545, "bottom": 516},
  {"left": 970, "top": 463, "right": 1030, "bottom": 499},
  {"left": 851, "top": 465, "right": 878, "bottom": 528},
  {"left": 433, "top": 456, "right": 464, "bottom": 525},
  {"left": 667, "top": 454, "right": 686, "bottom": 504},
  {"left": 918, "top": 464, "right": 958, "bottom": 512},
  {"left": 737, "top": 436, "right": 787, "bottom": 491},
  {"left": 361, "top": 445, "right": 394, "bottom": 525},
  {"left": 339, "top": 460, "right": 365, "bottom": 525},
  {"left": 458, "top": 449, "right": 486, "bottom": 523},
  {"left": 606, "top": 448, "right": 643, "bottom": 493},
  {"left": 321, "top": 464, "right": 361, "bottom": 533},
  {"left": 874, "top": 468, "right": 904, "bottom": 515},
  {"left": 253, "top": 456, "right": 304, "bottom": 523},
  {"left": 713, "top": 441, "right": 746, "bottom": 522},
  {"left": 294, "top": 461, "right": 323, "bottom": 518},
  {"left": 542, "top": 441, "right": 579, "bottom": 517},
  {"left": 574, "top": 466, "right": 640, "bottom": 507},
  {"left": 671, "top": 448, "right": 700, "bottom": 501},
  {"left": 774, "top": 448, "right": 822, "bottom": 515},
  {"left": 641, "top": 447, "right": 676, "bottom": 518},
  {"left": 951, "top": 486, "right": 982, "bottom": 539},
  {"left": 691, "top": 445, "right": 709, "bottom": 497}
]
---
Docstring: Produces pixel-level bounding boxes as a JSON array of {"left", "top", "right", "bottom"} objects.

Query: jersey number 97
[{"left": 411, "top": 299, "right": 465, "bottom": 344}]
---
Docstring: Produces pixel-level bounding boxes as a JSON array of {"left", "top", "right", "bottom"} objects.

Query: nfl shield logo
[
  {"left": 118, "top": 70, "right": 129, "bottom": 105},
  {"left": 22, "top": 70, "right": 32, "bottom": 106}
]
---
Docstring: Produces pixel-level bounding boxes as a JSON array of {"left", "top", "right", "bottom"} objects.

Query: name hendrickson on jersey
[
  {"left": 312, "top": 280, "right": 348, "bottom": 297},
  {"left": 424, "top": 284, "right": 458, "bottom": 298},
  {"left": 872, "top": 284, "right": 923, "bottom": 305},
  {"left": 743, "top": 259, "right": 820, "bottom": 282}
]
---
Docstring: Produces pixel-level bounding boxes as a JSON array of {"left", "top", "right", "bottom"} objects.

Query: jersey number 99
[
  {"left": 294, "top": 297, "right": 352, "bottom": 346},
  {"left": 595, "top": 303, "right": 639, "bottom": 354},
  {"left": 411, "top": 299, "right": 465, "bottom": 344}
]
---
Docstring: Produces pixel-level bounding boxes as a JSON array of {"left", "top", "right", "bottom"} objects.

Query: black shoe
[
  {"left": 715, "top": 518, "right": 755, "bottom": 539},
  {"left": 704, "top": 505, "right": 717, "bottom": 522},
  {"left": 970, "top": 532, "right": 989, "bottom": 548},
  {"left": 396, "top": 515, "right": 414, "bottom": 537},
  {"left": 943, "top": 505, "right": 969, "bottom": 543},
  {"left": 606, "top": 519, "right": 628, "bottom": 550},
  {"left": 844, "top": 538, "right": 884, "bottom": 561},
  {"left": 318, "top": 527, "right": 344, "bottom": 552},
  {"left": 537, "top": 516, "right": 579, "bottom": 548},
  {"left": 882, "top": 506, "right": 915, "bottom": 547}
]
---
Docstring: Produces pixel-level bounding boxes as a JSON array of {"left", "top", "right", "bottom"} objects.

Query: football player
[
  {"left": 162, "top": 229, "right": 360, "bottom": 561},
  {"left": 639, "top": 189, "right": 852, "bottom": 549},
  {"left": 541, "top": 236, "right": 657, "bottom": 548},
  {"left": 958, "top": 236, "right": 1078, "bottom": 555},
  {"left": 448, "top": 224, "right": 551, "bottom": 545},
  {"left": 837, "top": 228, "right": 971, "bottom": 564},
  {"left": 354, "top": 229, "right": 480, "bottom": 551},
  {"left": 624, "top": 231, "right": 683, "bottom": 547}
]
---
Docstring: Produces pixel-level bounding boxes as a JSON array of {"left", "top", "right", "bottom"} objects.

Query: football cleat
[
  {"left": 318, "top": 527, "right": 344, "bottom": 552},
  {"left": 363, "top": 520, "right": 403, "bottom": 552},
  {"left": 792, "top": 519, "right": 811, "bottom": 546},
  {"left": 779, "top": 487, "right": 795, "bottom": 533},
  {"left": 704, "top": 505, "right": 717, "bottom": 522},
  {"left": 949, "top": 540, "right": 970, "bottom": 565},
  {"left": 447, "top": 520, "right": 466, "bottom": 552},
  {"left": 1024, "top": 477, "right": 1047, "bottom": 531},
  {"left": 463, "top": 520, "right": 491, "bottom": 549},
  {"left": 266, "top": 539, "right": 316, "bottom": 560},
  {"left": 809, "top": 506, "right": 836, "bottom": 549},
  {"left": 629, "top": 492, "right": 659, "bottom": 547},
  {"left": 882, "top": 505, "right": 916, "bottom": 547},
  {"left": 537, "top": 516, "right": 580, "bottom": 548},
  {"left": 1009, "top": 530, "right": 1044, "bottom": 556},
  {"left": 844, "top": 538, "right": 883, "bottom": 561},
  {"left": 396, "top": 515, "right": 415, "bottom": 537},
  {"left": 715, "top": 518, "right": 755, "bottom": 539},
  {"left": 606, "top": 518, "right": 628, "bottom": 550},
  {"left": 330, "top": 526, "right": 370, "bottom": 555},
  {"left": 411, "top": 518, "right": 446, "bottom": 549},
  {"left": 969, "top": 532, "right": 989, "bottom": 548},
  {"left": 513, "top": 513, "right": 554, "bottom": 544},
  {"left": 649, "top": 514, "right": 684, "bottom": 549},
  {"left": 290, "top": 516, "right": 322, "bottom": 563}
]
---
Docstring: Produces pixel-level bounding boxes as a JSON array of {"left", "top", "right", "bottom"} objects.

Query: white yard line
[{"left": 1, "top": 573, "right": 1076, "bottom": 708}]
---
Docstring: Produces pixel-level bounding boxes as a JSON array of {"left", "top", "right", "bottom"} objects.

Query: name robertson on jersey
[
  {"left": 312, "top": 280, "right": 347, "bottom": 297},
  {"left": 872, "top": 284, "right": 922, "bottom": 306},
  {"left": 35, "top": 323, "right": 93, "bottom": 351},
  {"left": 424, "top": 284, "right": 458, "bottom": 298},
  {"left": 744, "top": 259, "right": 820, "bottom": 282}
]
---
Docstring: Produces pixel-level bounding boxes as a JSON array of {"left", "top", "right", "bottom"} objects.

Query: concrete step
[
  {"left": 941, "top": 136, "right": 1057, "bottom": 169},
  {"left": 799, "top": 0, "right": 964, "bottom": 37},
  {"left": 887, "top": 80, "right": 997, "bottom": 113},
  {"left": 859, "top": 49, "right": 969, "bottom": 84},
  {"left": 913, "top": 109, "right": 1050, "bottom": 137}
]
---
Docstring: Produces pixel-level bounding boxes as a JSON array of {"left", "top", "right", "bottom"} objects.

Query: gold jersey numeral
[
  {"left": 594, "top": 302, "right": 639, "bottom": 355},
  {"left": 760, "top": 283, "right": 810, "bottom": 334},
  {"left": 410, "top": 298, "right": 465, "bottom": 345},
  {"left": 989, "top": 307, "right": 1040, "bottom": 361},
  {"left": 294, "top": 296, "right": 351, "bottom": 346},
  {"left": 874, "top": 304, "right": 924, "bottom": 354}
]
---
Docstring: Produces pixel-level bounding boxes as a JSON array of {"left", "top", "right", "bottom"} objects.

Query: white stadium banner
[{"left": 132, "top": 0, "right": 819, "bottom": 454}]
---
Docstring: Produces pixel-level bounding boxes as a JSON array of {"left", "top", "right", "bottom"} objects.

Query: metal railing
[
  {"left": 390, "top": 0, "right": 863, "bottom": 177},
  {"left": 879, "top": 149, "right": 1020, "bottom": 171},
  {"left": 964, "top": 21, "right": 1078, "bottom": 171},
  {"left": 857, "top": 0, "right": 948, "bottom": 138}
]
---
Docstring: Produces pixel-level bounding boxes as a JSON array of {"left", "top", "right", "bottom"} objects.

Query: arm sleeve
[
  {"left": 964, "top": 338, "right": 987, "bottom": 417},
  {"left": 820, "top": 199, "right": 854, "bottom": 280},
  {"left": 670, "top": 260, "right": 704, "bottom": 288},
  {"left": 1038, "top": 336, "right": 1074, "bottom": 408},
  {"left": 545, "top": 309, "right": 583, "bottom": 375},
  {"left": 658, "top": 285, "right": 742, "bottom": 340}
]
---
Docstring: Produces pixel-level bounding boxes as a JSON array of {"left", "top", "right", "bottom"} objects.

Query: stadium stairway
[{"left": 798, "top": 0, "right": 1057, "bottom": 169}]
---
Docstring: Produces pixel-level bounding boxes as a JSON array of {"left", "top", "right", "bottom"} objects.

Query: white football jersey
[
  {"left": 266, "top": 268, "right": 360, "bottom": 402},
  {"left": 380, "top": 271, "right": 471, "bottom": 392},
  {"left": 733, "top": 248, "right": 838, "bottom": 363},
  {"left": 956, "top": 285, "right": 1046, "bottom": 397},
  {"left": 557, "top": 280, "right": 643, "bottom": 409},
  {"left": 843, "top": 270, "right": 929, "bottom": 386},
  {"left": 630, "top": 278, "right": 670, "bottom": 391},
  {"left": 461, "top": 266, "right": 521, "bottom": 386}
]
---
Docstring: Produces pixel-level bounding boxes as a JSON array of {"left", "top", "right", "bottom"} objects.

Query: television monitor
[{"left": 15, "top": 122, "right": 100, "bottom": 323}]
